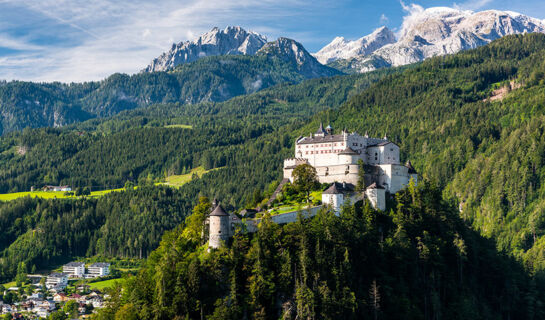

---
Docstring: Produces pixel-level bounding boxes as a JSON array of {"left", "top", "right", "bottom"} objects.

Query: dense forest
[
  {"left": 0, "top": 186, "right": 194, "bottom": 282},
  {"left": 0, "top": 68, "right": 394, "bottom": 193},
  {"left": 94, "top": 183, "right": 545, "bottom": 319}
]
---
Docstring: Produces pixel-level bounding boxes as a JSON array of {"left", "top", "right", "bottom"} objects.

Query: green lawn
[
  {"left": 89, "top": 278, "right": 124, "bottom": 290},
  {"left": 164, "top": 124, "right": 193, "bottom": 129},
  {"left": 0, "top": 188, "right": 125, "bottom": 202},
  {"left": 159, "top": 166, "right": 217, "bottom": 188}
]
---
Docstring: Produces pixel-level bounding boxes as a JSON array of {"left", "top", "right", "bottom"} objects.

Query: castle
[
  {"left": 207, "top": 124, "right": 417, "bottom": 249},
  {"left": 283, "top": 123, "right": 417, "bottom": 194}
]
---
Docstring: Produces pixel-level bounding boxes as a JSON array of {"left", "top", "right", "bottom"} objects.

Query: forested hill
[
  {"left": 0, "top": 54, "right": 339, "bottom": 135},
  {"left": 0, "top": 69, "right": 393, "bottom": 193},
  {"left": 95, "top": 184, "right": 545, "bottom": 320},
  {"left": 313, "top": 33, "right": 545, "bottom": 272}
]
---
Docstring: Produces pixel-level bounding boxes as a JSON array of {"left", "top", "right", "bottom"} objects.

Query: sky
[{"left": 0, "top": 0, "right": 545, "bottom": 83}]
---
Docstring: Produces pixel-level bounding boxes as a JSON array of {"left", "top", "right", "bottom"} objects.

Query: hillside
[
  {"left": 322, "top": 33, "right": 545, "bottom": 271},
  {"left": 0, "top": 69, "right": 392, "bottom": 193},
  {"left": 0, "top": 54, "right": 338, "bottom": 135},
  {"left": 94, "top": 184, "right": 545, "bottom": 319}
]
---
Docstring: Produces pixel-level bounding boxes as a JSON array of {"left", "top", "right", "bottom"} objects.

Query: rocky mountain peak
[
  {"left": 322, "top": 7, "right": 545, "bottom": 73},
  {"left": 313, "top": 26, "right": 396, "bottom": 64},
  {"left": 143, "top": 26, "right": 267, "bottom": 72}
]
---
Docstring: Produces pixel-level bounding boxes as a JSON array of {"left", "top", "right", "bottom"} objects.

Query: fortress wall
[{"left": 240, "top": 206, "right": 323, "bottom": 233}]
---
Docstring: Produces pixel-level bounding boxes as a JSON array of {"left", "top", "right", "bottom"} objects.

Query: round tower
[
  {"left": 208, "top": 204, "right": 230, "bottom": 249},
  {"left": 322, "top": 182, "right": 344, "bottom": 215}
]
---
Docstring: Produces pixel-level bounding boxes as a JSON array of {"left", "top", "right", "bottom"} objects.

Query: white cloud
[
  {"left": 379, "top": 13, "right": 389, "bottom": 25},
  {"left": 0, "top": 0, "right": 320, "bottom": 82},
  {"left": 453, "top": 0, "right": 493, "bottom": 11},
  {"left": 398, "top": 1, "right": 425, "bottom": 38}
]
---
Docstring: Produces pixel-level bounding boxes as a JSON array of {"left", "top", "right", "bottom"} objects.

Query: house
[
  {"left": 42, "top": 185, "right": 72, "bottom": 192},
  {"left": 53, "top": 293, "right": 68, "bottom": 302},
  {"left": 87, "top": 262, "right": 110, "bottom": 278},
  {"left": 27, "top": 274, "right": 44, "bottom": 286},
  {"left": 63, "top": 261, "right": 85, "bottom": 277},
  {"left": 34, "top": 307, "right": 50, "bottom": 318},
  {"left": 46, "top": 273, "right": 68, "bottom": 289}
]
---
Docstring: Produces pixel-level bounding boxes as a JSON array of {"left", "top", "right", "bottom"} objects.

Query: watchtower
[{"left": 208, "top": 203, "right": 230, "bottom": 249}]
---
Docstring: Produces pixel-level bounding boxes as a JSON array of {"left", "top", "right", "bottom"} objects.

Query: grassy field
[
  {"left": 159, "top": 166, "right": 215, "bottom": 188},
  {"left": 1, "top": 281, "right": 16, "bottom": 288},
  {"left": 89, "top": 278, "right": 124, "bottom": 290},
  {"left": 164, "top": 124, "right": 193, "bottom": 129},
  {"left": 0, "top": 188, "right": 125, "bottom": 201}
]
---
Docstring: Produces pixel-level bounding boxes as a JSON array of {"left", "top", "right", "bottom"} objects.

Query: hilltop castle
[
  {"left": 284, "top": 123, "right": 417, "bottom": 194},
  {"left": 207, "top": 124, "right": 417, "bottom": 248}
]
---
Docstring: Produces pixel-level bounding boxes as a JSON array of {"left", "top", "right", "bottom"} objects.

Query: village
[{"left": 0, "top": 262, "right": 113, "bottom": 319}]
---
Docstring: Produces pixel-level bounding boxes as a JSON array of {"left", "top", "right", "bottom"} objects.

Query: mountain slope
[
  {"left": 325, "top": 33, "right": 545, "bottom": 272},
  {"left": 325, "top": 7, "right": 545, "bottom": 73},
  {"left": 143, "top": 26, "right": 267, "bottom": 72},
  {"left": 314, "top": 26, "right": 396, "bottom": 64},
  {"left": 0, "top": 53, "right": 339, "bottom": 134},
  {"left": 97, "top": 185, "right": 544, "bottom": 319},
  {"left": 257, "top": 37, "right": 341, "bottom": 78}
]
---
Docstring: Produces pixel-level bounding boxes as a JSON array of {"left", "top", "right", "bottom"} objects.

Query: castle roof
[
  {"left": 405, "top": 160, "right": 417, "bottom": 174},
  {"left": 323, "top": 182, "right": 354, "bottom": 194},
  {"left": 315, "top": 122, "right": 327, "bottom": 135},
  {"left": 367, "top": 141, "right": 398, "bottom": 148},
  {"left": 210, "top": 205, "right": 229, "bottom": 216},
  {"left": 297, "top": 134, "right": 344, "bottom": 145},
  {"left": 367, "top": 182, "right": 384, "bottom": 189},
  {"left": 338, "top": 147, "right": 359, "bottom": 155}
]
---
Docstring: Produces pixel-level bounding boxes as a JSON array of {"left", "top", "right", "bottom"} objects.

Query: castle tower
[
  {"left": 208, "top": 204, "right": 230, "bottom": 249},
  {"left": 365, "top": 183, "right": 386, "bottom": 211},
  {"left": 315, "top": 122, "right": 327, "bottom": 137},
  {"left": 325, "top": 124, "right": 333, "bottom": 135},
  {"left": 322, "top": 182, "right": 344, "bottom": 215}
]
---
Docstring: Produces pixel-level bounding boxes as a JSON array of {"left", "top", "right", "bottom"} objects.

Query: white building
[
  {"left": 46, "top": 273, "right": 68, "bottom": 289},
  {"left": 284, "top": 124, "right": 417, "bottom": 210},
  {"left": 63, "top": 262, "right": 85, "bottom": 277},
  {"left": 87, "top": 263, "right": 110, "bottom": 278}
]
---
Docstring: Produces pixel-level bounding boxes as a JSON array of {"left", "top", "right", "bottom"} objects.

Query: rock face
[
  {"left": 143, "top": 26, "right": 267, "bottom": 72},
  {"left": 323, "top": 8, "right": 545, "bottom": 73},
  {"left": 257, "top": 37, "right": 340, "bottom": 78},
  {"left": 314, "top": 26, "right": 396, "bottom": 64}
]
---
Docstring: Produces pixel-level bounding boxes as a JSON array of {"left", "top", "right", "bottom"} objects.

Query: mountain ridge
[
  {"left": 143, "top": 26, "right": 267, "bottom": 72},
  {"left": 320, "top": 7, "right": 545, "bottom": 73}
]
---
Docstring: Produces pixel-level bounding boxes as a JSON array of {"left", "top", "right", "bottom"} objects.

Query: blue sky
[{"left": 1, "top": 0, "right": 545, "bottom": 82}]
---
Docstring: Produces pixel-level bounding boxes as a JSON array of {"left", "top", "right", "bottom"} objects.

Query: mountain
[
  {"left": 257, "top": 37, "right": 341, "bottom": 78},
  {"left": 326, "top": 8, "right": 545, "bottom": 73},
  {"left": 313, "top": 26, "right": 396, "bottom": 64},
  {"left": 0, "top": 52, "right": 340, "bottom": 134},
  {"left": 143, "top": 26, "right": 267, "bottom": 72}
]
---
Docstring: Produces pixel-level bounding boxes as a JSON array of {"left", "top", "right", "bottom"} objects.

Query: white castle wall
[
  {"left": 322, "top": 193, "right": 344, "bottom": 213},
  {"left": 366, "top": 188, "right": 386, "bottom": 211},
  {"left": 243, "top": 206, "right": 323, "bottom": 233},
  {"left": 366, "top": 143, "right": 400, "bottom": 165},
  {"left": 377, "top": 164, "right": 411, "bottom": 194}
]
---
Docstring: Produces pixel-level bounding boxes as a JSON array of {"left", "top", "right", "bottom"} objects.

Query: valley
[{"left": 1, "top": 7, "right": 545, "bottom": 318}]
